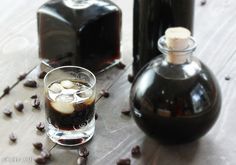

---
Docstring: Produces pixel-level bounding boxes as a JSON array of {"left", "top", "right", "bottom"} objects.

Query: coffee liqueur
[
  {"left": 45, "top": 79, "right": 95, "bottom": 130},
  {"left": 133, "top": 0, "right": 194, "bottom": 75},
  {"left": 44, "top": 66, "right": 96, "bottom": 146},
  {"left": 130, "top": 28, "right": 221, "bottom": 144},
  {"left": 37, "top": 0, "right": 122, "bottom": 71}
]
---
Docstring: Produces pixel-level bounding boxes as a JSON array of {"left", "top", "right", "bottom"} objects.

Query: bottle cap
[
  {"left": 165, "top": 27, "right": 191, "bottom": 64},
  {"left": 165, "top": 27, "right": 191, "bottom": 50}
]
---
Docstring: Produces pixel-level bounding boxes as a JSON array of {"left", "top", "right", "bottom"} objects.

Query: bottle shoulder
[{"left": 143, "top": 55, "right": 212, "bottom": 81}]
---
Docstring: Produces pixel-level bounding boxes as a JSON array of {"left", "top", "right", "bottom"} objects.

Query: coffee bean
[
  {"left": 23, "top": 79, "right": 37, "bottom": 88},
  {"left": 77, "top": 156, "right": 87, "bottom": 165},
  {"left": 121, "top": 108, "right": 131, "bottom": 116},
  {"left": 41, "top": 150, "right": 51, "bottom": 160},
  {"left": 225, "top": 76, "right": 231, "bottom": 81},
  {"left": 18, "top": 72, "right": 27, "bottom": 81},
  {"left": 117, "top": 158, "right": 131, "bottom": 165},
  {"left": 9, "top": 133, "right": 17, "bottom": 142},
  {"left": 127, "top": 74, "right": 134, "bottom": 83},
  {"left": 3, "top": 108, "right": 12, "bottom": 117},
  {"left": 131, "top": 145, "right": 141, "bottom": 157},
  {"left": 35, "top": 156, "right": 47, "bottom": 164},
  {"left": 3, "top": 86, "right": 10, "bottom": 95},
  {"left": 38, "top": 71, "right": 47, "bottom": 79},
  {"left": 14, "top": 101, "right": 24, "bottom": 112},
  {"left": 116, "top": 61, "right": 126, "bottom": 69},
  {"left": 32, "top": 98, "right": 40, "bottom": 109},
  {"left": 95, "top": 113, "right": 98, "bottom": 120},
  {"left": 31, "top": 94, "right": 38, "bottom": 99},
  {"left": 36, "top": 122, "right": 45, "bottom": 132},
  {"left": 33, "top": 142, "right": 43, "bottom": 151},
  {"left": 200, "top": 0, "right": 207, "bottom": 6},
  {"left": 100, "top": 89, "right": 109, "bottom": 98},
  {"left": 78, "top": 146, "right": 89, "bottom": 158}
]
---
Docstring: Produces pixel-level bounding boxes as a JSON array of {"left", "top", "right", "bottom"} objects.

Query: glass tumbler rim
[{"left": 43, "top": 65, "right": 96, "bottom": 91}]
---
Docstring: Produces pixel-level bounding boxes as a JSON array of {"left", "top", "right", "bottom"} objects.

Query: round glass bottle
[{"left": 130, "top": 27, "right": 222, "bottom": 144}]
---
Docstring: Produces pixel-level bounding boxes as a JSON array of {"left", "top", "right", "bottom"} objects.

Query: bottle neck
[
  {"left": 63, "top": 0, "right": 95, "bottom": 9},
  {"left": 165, "top": 52, "right": 193, "bottom": 65},
  {"left": 158, "top": 36, "right": 196, "bottom": 65}
]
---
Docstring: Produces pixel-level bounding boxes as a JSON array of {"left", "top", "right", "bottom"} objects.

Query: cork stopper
[{"left": 165, "top": 27, "right": 191, "bottom": 64}]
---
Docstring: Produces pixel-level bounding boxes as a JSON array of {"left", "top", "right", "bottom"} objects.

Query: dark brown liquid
[
  {"left": 45, "top": 81, "right": 95, "bottom": 130},
  {"left": 38, "top": 0, "right": 121, "bottom": 71},
  {"left": 130, "top": 60, "right": 221, "bottom": 144},
  {"left": 45, "top": 98, "right": 95, "bottom": 130},
  {"left": 133, "top": 0, "right": 194, "bottom": 75}
]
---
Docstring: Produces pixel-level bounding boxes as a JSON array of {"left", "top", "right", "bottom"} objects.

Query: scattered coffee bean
[
  {"left": 121, "top": 108, "right": 131, "bottom": 116},
  {"left": 95, "top": 113, "right": 98, "bottom": 120},
  {"left": 35, "top": 156, "right": 47, "bottom": 165},
  {"left": 41, "top": 149, "right": 51, "bottom": 160},
  {"left": 18, "top": 72, "right": 27, "bottom": 81},
  {"left": 100, "top": 89, "right": 109, "bottom": 98},
  {"left": 3, "top": 86, "right": 10, "bottom": 95},
  {"left": 131, "top": 145, "right": 141, "bottom": 157},
  {"left": 3, "top": 108, "right": 12, "bottom": 117},
  {"left": 9, "top": 133, "right": 17, "bottom": 142},
  {"left": 38, "top": 71, "right": 47, "bottom": 79},
  {"left": 36, "top": 122, "right": 45, "bottom": 132},
  {"left": 225, "top": 76, "right": 231, "bottom": 81},
  {"left": 23, "top": 79, "right": 37, "bottom": 88},
  {"left": 200, "top": 0, "right": 207, "bottom": 6},
  {"left": 31, "top": 94, "right": 38, "bottom": 99},
  {"left": 35, "top": 150, "right": 51, "bottom": 164},
  {"left": 117, "top": 158, "right": 131, "bottom": 165},
  {"left": 78, "top": 146, "right": 89, "bottom": 158},
  {"left": 14, "top": 101, "right": 24, "bottom": 112},
  {"left": 77, "top": 156, "right": 87, "bottom": 165},
  {"left": 116, "top": 61, "right": 126, "bottom": 69},
  {"left": 127, "top": 74, "right": 134, "bottom": 83},
  {"left": 33, "top": 142, "right": 43, "bottom": 151},
  {"left": 32, "top": 98, "right": 40, "bottom": 109}
]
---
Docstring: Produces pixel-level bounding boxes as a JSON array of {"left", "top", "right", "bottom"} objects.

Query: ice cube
[
  {"left": 50, "top": 94, "right": 75, "bottom": 114},
  {"left": 75, "top": 89, "right": 95, "bottom": 105},
  {"left": 76, "top": 82, "right": 91, "bottom": 91},
  {"left": 60, "top": 80, "right": 74, "bottom": 89},
  {"left": 76, "top": 89, "right": 93, "bottom": 99},
  {"left": 56, "top": 94, "right": 74, "bottom": 103},
  {"left": 51, "top": 101, "right": 74, "bottom": 114},
  {"left": 49, "top": 83, "right": 62, "bottom": 93}
]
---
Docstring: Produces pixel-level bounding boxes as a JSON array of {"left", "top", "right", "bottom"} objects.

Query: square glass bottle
[{"left": 37, "top": 0, "right": 122, "bottom": 71}]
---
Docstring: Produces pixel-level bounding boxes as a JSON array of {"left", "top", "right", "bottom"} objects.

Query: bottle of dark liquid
[
  {"left": 130, "top": 27, "right": 221, "bottom": 144},
  {"left": 37, "top": 0, "right": 122, "bottom": 72},
  {"left": 133, "top": 0, "right": 194, "bottom": 76}
]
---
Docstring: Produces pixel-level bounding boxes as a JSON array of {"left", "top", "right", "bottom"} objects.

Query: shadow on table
[{"left": 140, "top": 136, "right": 201, "bottom": 165}]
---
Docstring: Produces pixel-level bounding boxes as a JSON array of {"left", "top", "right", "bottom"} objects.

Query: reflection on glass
[{"left": 191, "top": 83, "right": 210, "bottom": 114}]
